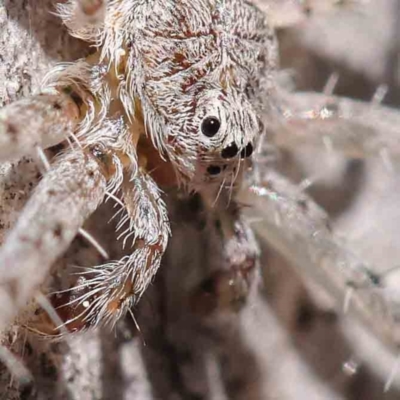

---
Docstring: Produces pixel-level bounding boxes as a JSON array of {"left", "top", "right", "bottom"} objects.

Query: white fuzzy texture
[
  {"left": 57, "top": 172, "right": 170, "bottom": 332},
  {"left": 56, "top": 0, "right": 278, "bottom": 188}
]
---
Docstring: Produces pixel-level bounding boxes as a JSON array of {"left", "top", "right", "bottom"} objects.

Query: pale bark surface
[{"left": 2, "top": 1, "right": 400, "bottom": 400}]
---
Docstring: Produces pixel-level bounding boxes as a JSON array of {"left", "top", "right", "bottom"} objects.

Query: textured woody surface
[
  {"left": 2, "top": 1, "right": 400, "bottom": 400},
  {"left": 0, "top": 93, "right": 80, "bottom": 162}
]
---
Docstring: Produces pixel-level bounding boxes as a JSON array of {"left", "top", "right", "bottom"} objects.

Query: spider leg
[
  {"left": 190, "top": 192, "right": 260, "bottom": 317},
  {"left": 76, "top": 0, "right": 106, "bottom": 18},
  {"left": 188, "top": 194, "right": 263, "bottom": 399},
  {"left": 0, "top": 93, "right": 80, "bottom": 163},
  {"left": 241, "top": 168, "right": 400, "bottom": 350},
  {"left": 137, "top": 190, "right": 264, "bottom": 399},
  {"left": 37, "top": 170, "right": 170, "bottom": 334},
  {"left": 56, "top": 0, "right": 107, "bottom": 40},
  {"left": 273, "top": 92, "right": 400, "bottom": 161},
  {"left": 0, "top": 148, "right": 108, "bottom": 334}
]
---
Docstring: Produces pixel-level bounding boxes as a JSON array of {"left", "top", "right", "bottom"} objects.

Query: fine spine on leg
[
  {"left": 241, "top": 169, "right": 400, "bottom": 350},
  {"left": 273, "top": 92, "right": 400, "bottom": 159}
]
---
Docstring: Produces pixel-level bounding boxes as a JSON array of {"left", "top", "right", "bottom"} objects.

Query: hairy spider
[
  {"left": 2, "top": 0, "right": 400, "bottom": 396},
  {"left": 0, "top": 0, "right": 276, "bottom": 335}
]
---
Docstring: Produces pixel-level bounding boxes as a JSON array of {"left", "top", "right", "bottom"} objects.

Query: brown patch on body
[{"left": 137, "top": 135, "right": 177, "bottom": 187}]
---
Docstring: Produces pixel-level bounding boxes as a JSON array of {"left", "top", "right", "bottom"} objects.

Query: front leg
[
  {"left": 139, "top": 189, "right": 264, "bottom": 399},
  {"left": 191, "top": 192, "right": 264, "bottom": 400},
  {"left": 189, "top": 191, "right": 260, "bottom": 317},
  {"left": 31, "top": 170, "right": 170, "bottom": 335}
]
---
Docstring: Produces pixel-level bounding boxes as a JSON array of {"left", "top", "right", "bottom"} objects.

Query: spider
[
  {"left": 0, "top": 0, "right": 276, "bottom": 335},
  {"left": 2, "top": 0, "right": 400, "bottom": 397}
]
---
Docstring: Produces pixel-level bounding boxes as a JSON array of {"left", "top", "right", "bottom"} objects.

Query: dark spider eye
[
  {"left": 207, "top": 165, "right": 221, "bottom": 175},
  {"left": 201, "top": 117, "right": 220, "bottom": 137},
  {"left": 240, "top": 143, "right": 254, "bottom": 159},
  {"left": 221, "top": 142, "right": 239, "bottom": 159}
]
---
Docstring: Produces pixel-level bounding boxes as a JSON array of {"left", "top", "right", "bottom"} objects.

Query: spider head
[{"left": 164, "top": 88, "right": 262, "bottom": 189}]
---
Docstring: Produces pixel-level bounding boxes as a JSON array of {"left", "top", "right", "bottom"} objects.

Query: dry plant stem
[
  {"left": 0, "top": 159, "right": 42, "bottom": 245},
  {"left": 240, "top": 170, "right": 400, "bottom": 350},
  {"left": 274, "top": 92, "right": 400, "bottom": 160},
  {"left": 0, "top": 150, "right": 107, "bottom": 334},
  {"left": 0, "top": 93, "right": 80, "bottom": 162}
]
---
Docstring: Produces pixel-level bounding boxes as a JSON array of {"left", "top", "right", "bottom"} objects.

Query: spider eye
[
  {"left": 201, "top": 117, "right": 221, "bottom": 137},
  {"left": 207, "top": 165, "right": 222, "bottom": 175},
  {"left": 221, "top": 142, "right": 239, "bottom": 159},
  {"left": 240, "top": 143, "right": 254, "bottom": 159}
]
